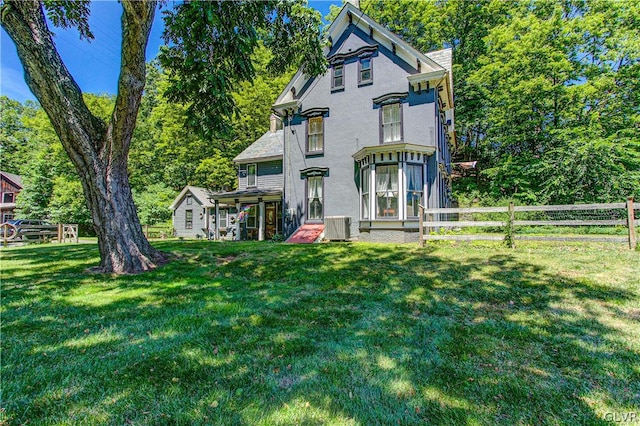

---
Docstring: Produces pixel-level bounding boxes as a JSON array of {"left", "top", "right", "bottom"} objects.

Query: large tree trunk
[{"left": 2, "top": 0, "right": 167, "bottom": 273}]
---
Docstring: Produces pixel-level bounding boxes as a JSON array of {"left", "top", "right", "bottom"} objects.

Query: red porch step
[{"left": 286, "top": 224, "right": 324, "bottom": 244}]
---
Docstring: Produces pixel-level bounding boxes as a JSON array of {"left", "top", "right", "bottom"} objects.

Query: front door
[{"left": 265, "top": 204, "right": 277, "bottom": 239}]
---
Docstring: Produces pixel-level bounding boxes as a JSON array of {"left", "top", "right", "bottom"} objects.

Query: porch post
[
  {"left": 235, "top": 199, "right": 241, "bottom": 241},
  {"left": 258, "top": 198, "right": 265, "bottom": 241},
  {"left": 370, "top": 164, "right": 376, "bottom": 220},
  {"left": 398, "top": 155, "right": 405, "bottom": 220},
  {"left": 214, "top": 201, "right": 220, "bottom": 240}
]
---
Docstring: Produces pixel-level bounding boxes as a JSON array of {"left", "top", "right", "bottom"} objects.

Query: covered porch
[{"left": 209, "top": 188, "right": 282, "bottom": 241}]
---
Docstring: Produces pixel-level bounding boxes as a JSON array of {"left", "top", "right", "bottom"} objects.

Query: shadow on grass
[{"left": 1, "top": 241, "right": 638, "bottom": 425}]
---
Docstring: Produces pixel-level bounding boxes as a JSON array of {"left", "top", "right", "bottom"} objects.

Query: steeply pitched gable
[{"left": 273, "top": 3, "right": 453, "bottom": 117}]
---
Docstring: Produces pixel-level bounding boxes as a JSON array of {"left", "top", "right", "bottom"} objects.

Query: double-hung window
[
  {"left": 247, "top": 163, "right": 257, "bottom": 187},
  {"left": 381, "top": 103, "right": 402, "bottom": 143},
  {"left": 358, "top": 57, "right": 372, "bottom": 84},
  {"left": 307, "top": 116, "right": 323, "bottom": 153},
  {"left": 219, "top": 210, "right": 228, "bottom": 229},
  {"left": 406, "top": 164, "right": 423, "bottom": 218},
  {"left": 332, "top": 64, "right": 344, "bottom": 90},
  {"left": 185, "top": 210, "right": 193, "bottom": 229},
  {"left": 361, "top": 167, "right": 370, "bottom": 220},
  {"left": 376, "top": 165, "right": 398, "bottom": 218},
  {"left": 307, "top": 176, "right": 323, "bottom": 221}
]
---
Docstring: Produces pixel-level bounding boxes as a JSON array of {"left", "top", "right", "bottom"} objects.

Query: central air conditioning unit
[{"left": 324, "top": 216, "right": 351, "bottom": 241}]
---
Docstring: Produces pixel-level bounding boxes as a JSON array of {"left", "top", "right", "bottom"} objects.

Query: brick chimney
[{"left": 270, "top": 114, "right": 279, "bottom": 133}]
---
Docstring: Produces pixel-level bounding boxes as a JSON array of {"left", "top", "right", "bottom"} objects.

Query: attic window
[
  {"left": 186, "top": 194, "right": 193, "bottom": 205},
  {"left": 332, "top": 64, "right": 344, "bottom": 91},
  {"left": 358, "top": 57, "right": 373, "bottom": 85}
]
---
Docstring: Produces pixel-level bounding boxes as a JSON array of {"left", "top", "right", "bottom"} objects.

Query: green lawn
[{"left": 1, "top": 241, "right": 639, "bottom": 425}]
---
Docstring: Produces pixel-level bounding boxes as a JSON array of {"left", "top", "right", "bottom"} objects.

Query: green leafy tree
[
  {"left": 48, "top": 176, "right": 93, "bottom": 234},
  {"left": 0, "top": 96, "right": 29, "bottom": 174},
  {"left": 469, "top": 0, "right": 639, "bottom": 203},
  {"left": 132, "top": 183, "right": 176, "bottom": 226}
]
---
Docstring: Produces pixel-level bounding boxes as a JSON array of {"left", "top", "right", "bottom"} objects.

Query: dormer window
[
  {"left": 358, "top": 57, "right": 372, "bottom": 85},
  {"left": 332, "top": 64, "right": 344, "bottom": 91}
]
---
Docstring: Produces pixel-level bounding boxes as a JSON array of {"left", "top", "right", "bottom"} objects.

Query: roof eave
[
  {"left": 352, "top": 143, "right": 436, "bottom": 161},
  {"left": 234, "top": 155, "right": 283, "bottom": 164}
]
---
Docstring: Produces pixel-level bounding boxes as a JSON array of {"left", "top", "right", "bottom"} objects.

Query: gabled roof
[
  {"left": 273, "top": 3, "right": 454, "bottom": 113},
  {"left": 0, "top": 171, "right": 23, "bottom": 189},
  {"left": 169, "top": 185, "right": 215, "bottom": 210},
  {"left": 233, "top": 130, "right": 283, "bottom": 163}
]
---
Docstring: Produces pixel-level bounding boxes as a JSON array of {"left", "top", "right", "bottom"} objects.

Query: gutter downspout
[{"left": 282, "top": 112, "right": 290, "bottom": 238}]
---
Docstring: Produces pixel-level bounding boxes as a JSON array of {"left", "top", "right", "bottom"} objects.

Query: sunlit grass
[{"left": 1, "top": 240, "right": 638, "bottom": 425}]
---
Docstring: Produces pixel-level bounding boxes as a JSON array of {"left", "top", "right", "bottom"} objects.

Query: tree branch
[
  {"left": 107, "top": 0, "right": 156, "bottom": 164},
  {"left": 0, "top": 0, "right": 104, "bottom": 167}
]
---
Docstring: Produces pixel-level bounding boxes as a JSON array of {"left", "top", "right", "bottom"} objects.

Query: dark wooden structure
[{"left": 0, "top": 171, "right": 23, "bottom": 222}]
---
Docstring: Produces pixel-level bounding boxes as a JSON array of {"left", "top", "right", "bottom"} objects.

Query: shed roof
[{"left": 233, "top": 130, "right": 283, "bottom": 163}]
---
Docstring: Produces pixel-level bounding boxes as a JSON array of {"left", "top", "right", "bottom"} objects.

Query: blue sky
[{"left": 0, "top": 1, "right": 341, "bottom": 103}]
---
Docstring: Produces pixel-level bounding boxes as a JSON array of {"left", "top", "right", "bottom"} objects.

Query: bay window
[
  {"left": 406, "top": 164, "right": 423, "bottom": 217},
  {"left": 361, "top": 167, "right": 370, "bottom": 219},
  {"left": 376, "top": 165, "right": 398, "bottom": 218}
]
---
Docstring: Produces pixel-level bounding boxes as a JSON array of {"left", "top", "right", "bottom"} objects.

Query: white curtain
[
  {"left": 309, "top": 177, "right": 322, "bottom": 198},
  {"left": 308, "top": 177, "right": 323, "bottom": 220},
  {"left": 383, "top": 104, "right": 401, "bottom": 143},
  {"left": 376, "top": 165, "right": 399, "bottom": 218},
  {"left": 407, "top": 165, "right": 422, "bottom": 191}
]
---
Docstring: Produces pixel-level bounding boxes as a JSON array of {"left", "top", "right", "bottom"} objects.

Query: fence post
[
  {"left": 627, "top": 196, "right": 636, "bottom": 250},
  {"left": 419, "top": 205, "right": 424, "bottom": 248},
  {"left": 507, "top": 202, "right": 515, "bottom": 249},
  {"left": 58, "top": 223, "right": 62, "bottom": 243}
]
